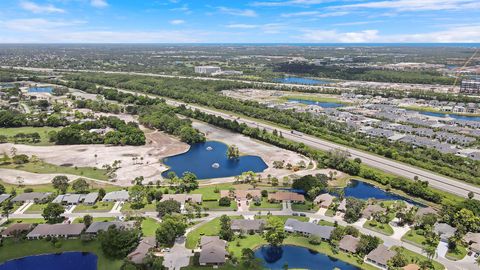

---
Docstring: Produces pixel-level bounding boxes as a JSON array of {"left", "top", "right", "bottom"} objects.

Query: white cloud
[
  {"left": 91, "top": 0, "right": 108, "bottom": 8},
  {"left": 281, "top": 11, "right": 348, "bottom": 17},
  {"left": 226, "top": 24, "right": 259, "bottom": 29},
  {"left": 299, "top": 24, "right": 480, "bottom": 42},
  {"left": 252, "top": 0, "right": 330, "bottom": 7},
  {"left": 20, "top": 1, "right": 65, "bottom": 14},
  {"left": 217, "top": 7, "right": 257, "bottom": 17},
  {"left": 2, "top": 18, "right": 85, "bottom": 32},
  {"left": 334, "top": 0, "right": 480, "bottom": 11},
  {"left": 169, "top": 19, "right": 185, "bottom": 25},
  {"left": 226, "top": 23, "right": 285, "bottom": 34}
]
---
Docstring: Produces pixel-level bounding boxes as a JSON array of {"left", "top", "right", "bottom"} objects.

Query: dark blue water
[
  {"left": 419, "top": 111, "right": 480, "bottom": 122},
  {"left": 255, "top": 245, "right": 360, "bottom": 270},
  {"left": 287, "top": 98, "right": 345, "bottom": 108},
  {"left": 162, "top": 141, "right": 268, "bottom": 179},
  {"left": 28, "top": 87, "right": 53, "bottom": 93},
  {"left": 342, "top": 180, "right": 423, "bottom": 206},
  {"left": 273, "top": 77, "right": 331, "bottom": 85},
  {"left": 0, "top": 252, "right": 97, "bottom": 270}
]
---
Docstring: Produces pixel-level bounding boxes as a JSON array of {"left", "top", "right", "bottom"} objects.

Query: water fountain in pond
[
  {"left": 211, "top": 163, "right": 220, "bottom": 169},
  {"left": 206, "top": 146, "right": 213, "bottom": 151}
]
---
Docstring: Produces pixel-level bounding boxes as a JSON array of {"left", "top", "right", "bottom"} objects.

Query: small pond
[
  {"left": 419, "top": 111, "right": 480, "bottom": 122},
  {"left": 273, "top": 77, "right": 332, "bottom": 85},
  {"left": 287, "top": 98, "right": 345, "bottom": 108},
  {"left": 28, "top": 87, "right": 53, "bottom": 93},
  {"left": 341, "top": 179, "right": 424, "bottom": 206},
  {"left": 0, "top": 252, "right": 97, "bottom": 270},
  {"left": 255, "top": 245, "right": 360, "bottom": 270},
  {"left": 162, "top": 141, "right": 268, "bottom": 179}
]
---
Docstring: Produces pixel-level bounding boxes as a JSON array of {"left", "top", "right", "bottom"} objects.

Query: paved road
[
  {"left": 110, "top": 87, "right": 480, "bottom": 199},
  {"left": 6, "top": 66, "right": 479, "bottom": 198}
]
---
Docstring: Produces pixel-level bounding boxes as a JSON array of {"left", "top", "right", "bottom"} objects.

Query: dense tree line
[
  {"left": 273, "top": 63, "right": 456, "bottom": 85},
  {"left": 139, "top": 103, "right": 205, "bottom": 144},
  {"left": 50, "top": 116, "right": 145, "bottom": 145}
]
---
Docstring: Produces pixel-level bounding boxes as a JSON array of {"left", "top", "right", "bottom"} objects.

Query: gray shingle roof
[
  {"left": 339, "top": 235, "right": 360, "bottom": 253},
  {"left": 11, "top": 192, "right": 51, "bottom": 203},
  {"left": 284, "top": 219, "right": 334, "bottom": 240},
  {"left": 102, "top": 190, "right": 129, "bottom": 202},
  {"left": 231, "top": 219, "right": 265, "bottom": 232},
  {"left": 366, "top": 245, "right": 396, "bottom": 266},
  {"left": 199, "top": 236, "right": 228, "bottom": 265},
  {"left": 83, "top": 192, "right": 99, "bottom": 204},
  {"left": 85, "top": 221, "right": 135, "bottom": 234},
  {"left": 0, "top": 194, "right": 11, "bottom": 204},
  {"left": 27, "top": 224, "right": 85, "bottom": 238}
]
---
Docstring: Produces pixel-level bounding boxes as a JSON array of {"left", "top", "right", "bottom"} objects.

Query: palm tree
[{"left": 423, "top": 245, "right": 437, "bottom": 262}]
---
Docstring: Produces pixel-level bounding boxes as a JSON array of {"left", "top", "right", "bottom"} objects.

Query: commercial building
[
  {"left": 194, "top": 66, "right": 221, "bottom": 75},
  {"left": 460, "top": 78, "right": 480, "bottom": 95}
]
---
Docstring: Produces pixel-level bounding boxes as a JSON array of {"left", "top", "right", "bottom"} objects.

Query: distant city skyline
[{"left": 0, "top": 0, "right": 479, "bottom": 43}]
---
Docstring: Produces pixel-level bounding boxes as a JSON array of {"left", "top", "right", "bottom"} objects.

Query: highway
[
  {"left": 119, "top": 89, "right": 480, "bottom": 199},
  {"left": 6, "top": 65, "right": 480, "bottom": 198}
]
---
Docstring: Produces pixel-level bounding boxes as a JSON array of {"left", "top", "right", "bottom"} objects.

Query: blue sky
[{"left": 0, "top": 0, "right": 479, "bottom": 43}]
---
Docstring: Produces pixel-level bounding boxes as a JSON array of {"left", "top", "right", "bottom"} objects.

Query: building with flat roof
[
  {"left": 460, "top": 78, "right": 480, "bottom": 95},
  {"left": 194, "top": 66, "right": 221, "bottom": 75}
]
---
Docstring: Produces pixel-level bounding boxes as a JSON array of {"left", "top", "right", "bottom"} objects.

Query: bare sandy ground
[
  {"left": 191, "top": 120, "right": 312, "bottom": 180},
  {"left": 0, "top": 129, "right": 189, "bottom": 186},
  {"left": 0, "top": 169, "right": 98, "bottom": 185}
]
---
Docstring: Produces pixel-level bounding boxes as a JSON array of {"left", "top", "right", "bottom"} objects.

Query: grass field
[
  {"left": 3, "top": 218, "right": 45, "bottom": 225},
  {"left": 254, "top": 215, "right": 309, "bottom": 224},
  {"left": 201, "top": 200, "right": 237, "bottom": 211},
  {"left": 446, "top": 245, "right": 468, "bottom": 261},
  {"left": 0, "top": 127, "right": 61, "bottom": 146},
  {"left": 228, "top": 234, "right": 267, "bottom": 258},
  {"left": 141, "top": 218, "right": 161, "bottom": 237},
  {"left": 73, "top": 217, "right": 116, "bottom": 224},
  {"left": 121, "top": 202, "right": 157, "bottom": 212},
  {"left": 0, "top": 238, "right": 123, "bottom": 270},
  {"left": 291, "top": 202, "right": 319, "bottom": 212},
  {"left": 401, "top": 229, "right": 428, "bottom": 248},
  {"left": 0, "top": 161, "right": 109, "bottom": 181},
  {"left": 393, "top": 246, "right": 444, "bottom": 270},
  {"left": 73, "top": 202, "right": 114, "bottom": 213},
  {"left": 189, "top": 183, "right": 235, "bottom": 200},
  {"left": 24, "top": 203, "right": 47, "bottom": 213},
  {"left": 0, "top": 179, "right": 122, "bottom": 195},
  {"left": 363, "top": 220, "right": 394, "bottom": 236},
  {"left": 186, "top": 216, "right": 242, "bottom": 249},
  {"left": 249, "top": 197, "right": 281, "bottom": 210}
]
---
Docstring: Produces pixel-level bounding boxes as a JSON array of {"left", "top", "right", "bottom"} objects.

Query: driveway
[
  {"left": 437, "top": 241, "right": 449, "bottom": 258},
  {"left": 163, "top": 237, "right": 193, "bottom": 270}
]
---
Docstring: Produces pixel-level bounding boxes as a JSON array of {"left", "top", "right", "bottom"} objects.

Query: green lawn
[
  {"left": 141, "top": 218, "right": 161, "bottom": 237},
  {"left": 401, "top": 229, "right": 428, "bottom": 248},
  {"left": 284, "top": 236, "right": 378, "bottom": 270},
  {"left": 3, "top": 218, "right": 45, "bottom": 225},
  {"left": 121, "top": 202, "right": 157, "bottom": 212},
  {"left": 73, "top": 217, "right": 116, "bottom": 224},
  {"left": 0, "top": 161, "right": 109, "bottom": 181},
  {"left": 228, "top": 234, "right": 267, "bottom": 258},
  {"left": 0, "top": 238, "right": 123, "bottom": 270},
  {"left": 363, "top": 220, "right": 394, "bottom": 236},
  {"left": 291, "top": 202, "right": 318, "bottom": 212},
  {"left": 0, "top": 127, "right": 61, "bottom": 146},
  {"left": 392, "top": 246, "right": 444, "bottom": 270},
  {"left": 73, "top": 202, "right": 114, "bottom": 213},
  {"left": 201, "top": 200, "right": 237, "bottom": 211},
  {"left": 186, "top": 216, "right": 241, "bottom": 249},
  {"left": 0, "top": 179, "right": 122, "bottom": 195},
  {"left": 325, "top": 209, "right": 335, "bottom": 217},
  {"left": 249, "top": 197, "right": 281, "bottom": 210},
  {"left": 189, "top": 183, "right": 235, "bottom": 200},
  {"left": 446, "top": 245, "right": 468, "bottom": 261},
  {"left": 24, "top": 203, "right": 47, "bottom": 213},
  {"left": 254, "top": 215, "right": 309, "bottom": 224}
]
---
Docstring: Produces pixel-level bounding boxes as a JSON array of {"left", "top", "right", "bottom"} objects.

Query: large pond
[
  {"left": 0, "top": 252, "right": 97, "bottom": 270},
  {"left": 28, "top": 87, "right": 53, "bottom": 93},
  {"left": 273, "top": 77, "right": 332, "bottom": 85},
  {"left": 162, "top": 141, "right": 268, "bottom": 179},
  {"left": 419, "top": 111, "right": 480, "bottom": 122},
  {"left": 287, "top": 98, "right": 345, "bottom": 108},
  {"left": 255, "top": 245, "right": 360, "bottom": 270},
  {"left": 341, "top": 180, "right": 423, "bottom": 206}
]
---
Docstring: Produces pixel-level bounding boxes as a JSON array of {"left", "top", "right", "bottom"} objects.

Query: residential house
[
  {"left": 11, "top": 192, "right": 52, "bottom": 203},
  {"left": 362, "top": 204, "right": 384, "bottom": 219},
  {"left": 52, "top": 192, "right": 99, "bottom": 206},
  {"left": 128, "top": 237, "right": 157, "bottom": 264},
  {"left": 314, "top": 193, "right": 335, "bottom": 208},
  {"left": 414, "top": 207, "right": 437, "bottom": 219},
  {"left": 339, "top": 235, "right": 360, "bottom": 253},
  {"left": 86, "top": 221, "right": 135, "bottom": 234},
  {"left": 83, "top": 192, "right": 99, "bottom": 205},
  {"left": 160, "top": 194, "right": 202, "bottom": 205},
  {"left": 102, "top": 190, "right": 130, "bottom": 202},
  {"left": 231, "top": 219, "right": 266, "bottom": 233},
  {"left": 1, "top": 223, "right": 33, "bottom": 237},
  {"left": 199, "top": 236, "right": 228, "bottom": 266},
  {"left": 433, "top": 223, "right": 457, "bottom": 242},
  {"left": 463, "top": 232, "right": 480, "bottom": 256},
  {"left": 219, "top": 189, "right": 262, "bottom": 201},
  {"left": 366, "top": 245, "right": 396, "bottom": 269},
  {"left": 284, "top": 219, "right": 334, "bottom": 241},
  {"left": 26, "top": 224, "right": 85, "bottom": 239},
  {"left": 268, "top": 192, "right": 305, "bottom": 203}
]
